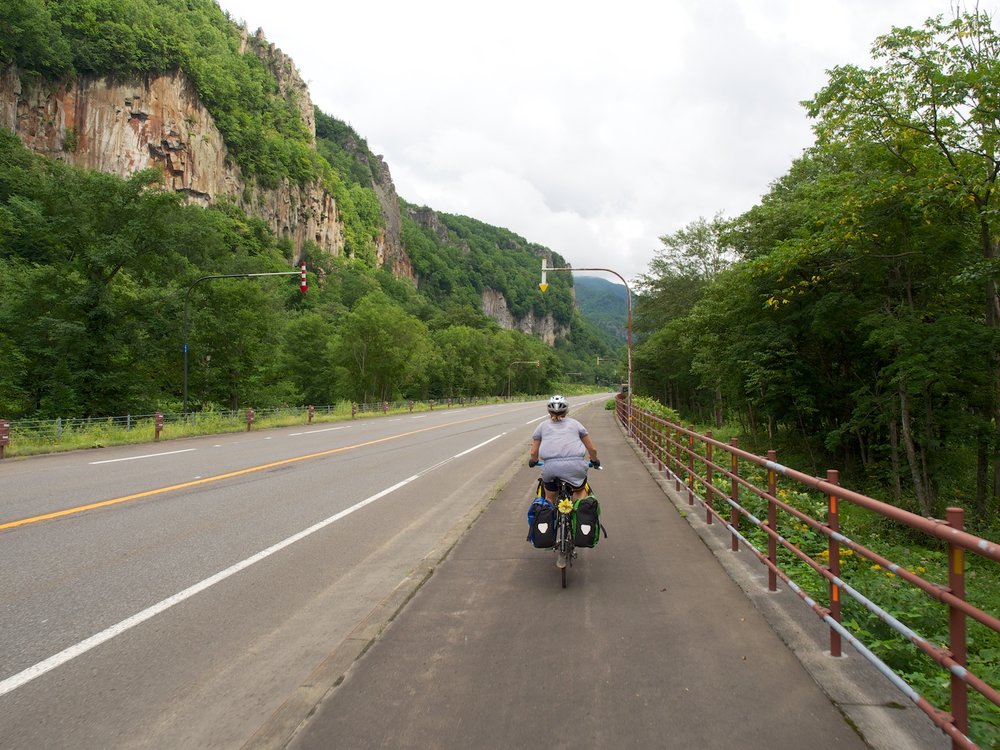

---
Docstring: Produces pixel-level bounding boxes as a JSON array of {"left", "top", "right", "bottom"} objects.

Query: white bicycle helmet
[{"left": 547, "top": 394, "right": 569, "bottom": 415}]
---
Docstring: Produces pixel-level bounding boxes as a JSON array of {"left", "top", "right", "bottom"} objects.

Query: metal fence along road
[{"left": 618, "top": 396, "right": 1000, "bottom": 750}]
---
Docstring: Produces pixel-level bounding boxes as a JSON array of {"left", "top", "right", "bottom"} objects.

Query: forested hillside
[
  {"left": 574, "top": 276, "right": 629, "bottom": 346},
  {"left": 0, "top": 0, "right": 619, "bottom": 419},
  {"left": 632, "top": 11, "right": 1000, "bottom": 526}
]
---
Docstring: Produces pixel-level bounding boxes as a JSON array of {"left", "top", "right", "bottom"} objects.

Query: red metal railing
[{"left": 617, "top": 398, "right": 1000, "bottom": 750}]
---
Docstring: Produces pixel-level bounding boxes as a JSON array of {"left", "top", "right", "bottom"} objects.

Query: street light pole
[
  {"left": 539, "top": 258, "right": 634, "bottom": 436},
  {"left": 183, "top": 270, "right": 301, "bottom": 414}
]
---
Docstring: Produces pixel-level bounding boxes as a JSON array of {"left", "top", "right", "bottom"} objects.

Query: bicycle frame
[{"left": 554, "top": 477, "right": 591, "bottom": 588}]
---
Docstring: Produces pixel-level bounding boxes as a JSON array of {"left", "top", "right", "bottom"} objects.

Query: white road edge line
[
  {"left": 89, "top": 449, "right": 197, "bottom": 465},
  {"left": 0, "top": 430, "right": 509, "bottom": 698}
]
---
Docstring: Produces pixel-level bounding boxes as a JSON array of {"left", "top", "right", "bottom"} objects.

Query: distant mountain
[{"left": 574, "top": 275, "right": 629, "bottom": 345}]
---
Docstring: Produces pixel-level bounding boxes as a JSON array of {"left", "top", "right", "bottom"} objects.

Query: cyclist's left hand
[{"left": 528, "top": 459, "right": 539, "bottom": 468}]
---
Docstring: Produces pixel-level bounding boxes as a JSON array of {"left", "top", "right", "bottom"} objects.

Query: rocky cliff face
[
  {"left": 481, "top": 288, "right": 565, "bottom": 346},
  {"left": 371, "top": 155, "right": 415, "bottom": 283},
  {"left": 0, "top": 65, "right": 344, "bottom": 262}
]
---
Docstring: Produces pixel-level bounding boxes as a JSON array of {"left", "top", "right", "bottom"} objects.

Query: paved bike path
[{"left": 277, "top": 404, "right": 938, "bottom": 750}]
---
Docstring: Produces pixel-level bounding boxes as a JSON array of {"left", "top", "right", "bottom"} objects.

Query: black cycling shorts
[{"left": 543, "top": 478, "right": 586, "bottom": 493}]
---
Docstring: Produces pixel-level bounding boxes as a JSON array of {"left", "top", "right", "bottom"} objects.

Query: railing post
[
  {"left": 729, "top": 438, "right": 740, "bottom": 552},
  {"left": 767, "top": 450, "right": 778, "bottom": 592},
  {"left": 947, "top": 506, "right": 968, "bottom": 743},
  {"left": 687, "top": 427, "right": 695, "bottom": 505},
  {"left": 827, "top": 469, "right": 842, "bottom": 657},
  {"left": 0, "top": 419, "right": 9, "bottom": 459},
  {"left": 658, "top": 417, "right": 666, "bottom": 471},
  {"left": 675, "top": 425, "right": 683, "bottom": 491},
  {"left": 705, "top": 432, "right": 714, "bottom": 525},
  {"left": 637, "top": 409, "right": 646, "bottom": 456}
]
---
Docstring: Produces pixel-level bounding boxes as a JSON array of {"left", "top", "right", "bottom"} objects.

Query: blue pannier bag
[{"left": 527, "top": 495, "right": 557, "bottom": 548}]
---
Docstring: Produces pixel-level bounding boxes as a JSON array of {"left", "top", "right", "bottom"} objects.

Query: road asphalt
[{"left": 247, "top": 402, "right": 951, "bottom": 750}]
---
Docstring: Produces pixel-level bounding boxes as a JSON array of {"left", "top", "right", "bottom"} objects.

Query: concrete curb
[
  {"left": 242, "top": 451, "right": 527, "bottom": 750},
  {"left": 615, "top": 414, "right": 949, "bottom": 750}
]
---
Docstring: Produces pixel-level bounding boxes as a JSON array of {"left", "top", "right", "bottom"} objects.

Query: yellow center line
[{"left": 1, "top": 410, "right": 515, "bottom": 533}]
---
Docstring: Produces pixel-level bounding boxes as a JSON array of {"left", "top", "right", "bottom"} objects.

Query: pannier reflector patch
[
  {"left": 581, "top": 525, "right": 592, "bottom": 535},
  {"left": 538, "top": 524, "right": 549, "bottom": 533}
]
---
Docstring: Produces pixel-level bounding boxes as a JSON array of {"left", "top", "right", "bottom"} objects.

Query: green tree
[
  {"left": 335, "top": 293, "right": 432, "bottom": 403},
  {"left": 277, "top": 313, "right": 343, "bottom": 406},
  {"left": 805, "top": 7, "right": 1000, "bottom": 512}
]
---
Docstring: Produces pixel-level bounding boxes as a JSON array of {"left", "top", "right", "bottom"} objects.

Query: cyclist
[{"left": 528, "top": 395, "right": 599, "bottom": 501}]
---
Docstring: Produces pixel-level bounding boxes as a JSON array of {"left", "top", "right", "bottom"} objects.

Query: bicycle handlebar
[{"left": 533, "top": 460, "right": 603, "bottom": 469}]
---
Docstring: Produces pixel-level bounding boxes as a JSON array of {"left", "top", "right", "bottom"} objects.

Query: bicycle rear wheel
[{"left": 557, "top": 515, "right": 570, "bottom": 588}]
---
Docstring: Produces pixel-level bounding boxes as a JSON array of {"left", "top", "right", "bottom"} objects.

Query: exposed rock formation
[
  {"left": 405, "top": 204, "right": 469, "bottom": 254},
  {"left": 371, "top": 156, "right": 415, "bottom": 283},
  {"left": 481, "top": 288, "right": 567, "bottom": 346},
  {"left": 0, "top": 65, "right": 343, "bottom": 262}
]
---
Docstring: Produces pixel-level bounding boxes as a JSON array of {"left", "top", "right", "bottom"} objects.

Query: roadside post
[
  {"left": 246, "top": 408, "right": 255, "bottom": 432},
  {"left": 154, "top": 412, "right": 164, "bottom": 442},
  {"left": 0, "top": 420, "right": 9, "bottom": 458}
]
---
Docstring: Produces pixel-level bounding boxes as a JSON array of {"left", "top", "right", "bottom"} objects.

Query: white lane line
[
  {"left": 525, "top": 415, "right": 547, "bottom": 425},
  {"left": 454, "top": 433, "right": 506, "bottom": 458},
  {"left": 89, "top": 449, "right": 197, "bottom": 465},
  {"left": 288, "top": 426, "right": 350, "bottom": 437},
  {"left": 0, "top": 431, "right": 509, "bottom": 698}
]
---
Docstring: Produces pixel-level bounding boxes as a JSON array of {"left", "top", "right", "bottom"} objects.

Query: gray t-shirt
[{"left": 532, "top": 417, "right": 590, "bottom": 486}]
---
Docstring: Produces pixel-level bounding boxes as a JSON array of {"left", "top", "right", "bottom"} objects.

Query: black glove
[
  {"left": 528, "top": 459, "right": 539, "bottom": 468},
  {"left": 590, "top": 458, "right": 601, "bottom": 469}
]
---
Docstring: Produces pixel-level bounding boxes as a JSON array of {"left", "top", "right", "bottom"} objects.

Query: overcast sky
[{"left": 218, "top": 0, "right": 968, "bottom": 283}]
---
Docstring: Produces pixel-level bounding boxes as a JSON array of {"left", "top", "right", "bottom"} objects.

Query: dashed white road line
[{"left": 89, "top": 449, "right": 197, "bottom": 465}]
